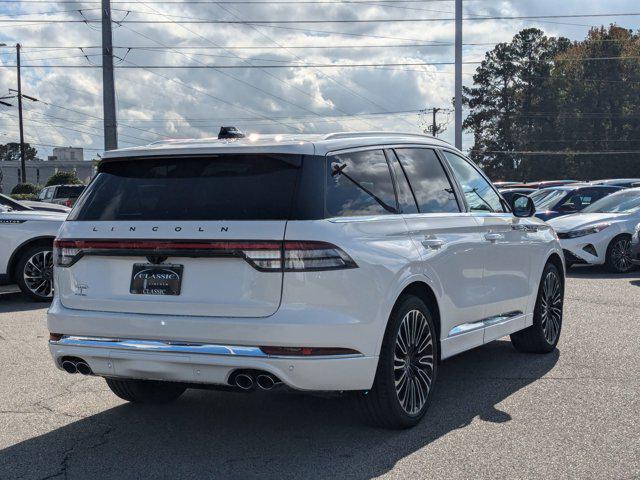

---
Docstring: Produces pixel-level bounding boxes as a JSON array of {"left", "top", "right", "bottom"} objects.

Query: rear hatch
[{"left": 55, "top": 153, "right": 302, "bottom": 317}]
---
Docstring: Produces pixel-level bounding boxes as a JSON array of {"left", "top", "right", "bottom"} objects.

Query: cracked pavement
[{"left": 0, "top": 267, "right": 639, "bottom": 479}]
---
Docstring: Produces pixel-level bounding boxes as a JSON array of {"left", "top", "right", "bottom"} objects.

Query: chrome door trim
[{"left": 447, "top": 311, "right": 523, "bottom": 338}]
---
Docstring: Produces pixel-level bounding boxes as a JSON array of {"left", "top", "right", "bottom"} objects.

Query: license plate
[{"left": 130, "top": 264, "right": 183, "bottom": 295}]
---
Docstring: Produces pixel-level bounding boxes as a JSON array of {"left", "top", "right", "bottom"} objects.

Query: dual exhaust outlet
[
  {"left": 232, "top": 371, "right": 282, "bottom": 391},
  {"left": 61, "top": 358, "right": 93, "bottom": 375}
]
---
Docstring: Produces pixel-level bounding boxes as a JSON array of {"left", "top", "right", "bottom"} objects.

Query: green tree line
[{"left": 463, "top": 25, "right": 640, "bottom": 181}]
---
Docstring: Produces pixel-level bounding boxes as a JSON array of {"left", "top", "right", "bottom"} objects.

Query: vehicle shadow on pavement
[
  {"left": 0, "top": 340, "right": 559, "bottom": 480},
  {"left": 0, "top": 292, "right": 49, "bottom": 313},
  {"left": 567, "top": 265, "right": 639, "bottom": 280}
]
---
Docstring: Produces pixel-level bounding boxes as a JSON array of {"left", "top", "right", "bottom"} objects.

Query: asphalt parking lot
[{"left": 0, "top": 268, "right": 639, "bottom": 480}]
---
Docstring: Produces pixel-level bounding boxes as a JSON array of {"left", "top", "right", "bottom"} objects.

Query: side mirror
[{"left": 511, "top": 193, "right": 535, "bottom": 218}]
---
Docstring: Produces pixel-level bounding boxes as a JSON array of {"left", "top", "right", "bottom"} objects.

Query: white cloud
[{"left": 0, "top": 0, "right": 637, "bottom": 158}]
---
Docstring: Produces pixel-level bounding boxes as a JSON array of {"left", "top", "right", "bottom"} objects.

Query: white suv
[{"left": 48, "top": 131, "right": 565, "bottom": 428}]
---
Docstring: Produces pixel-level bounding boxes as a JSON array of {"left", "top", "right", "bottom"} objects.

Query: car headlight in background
[{"left": 563, "top": 223, "right": 611, "bottom": 239}]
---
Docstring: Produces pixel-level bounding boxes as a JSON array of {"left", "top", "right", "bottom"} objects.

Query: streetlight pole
[{"left": 454, "top": 0, "right": 463, "bottom": 150}]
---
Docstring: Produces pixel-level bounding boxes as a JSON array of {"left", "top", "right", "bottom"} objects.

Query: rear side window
[
  {"left": 326, "top": 149, "right": 397, "bottom": 217},
  {"left": 69, "top": 155, "right": 301, "bottom": 221},
  {"left": 443, "top": 151, "right": 505, "bottom": 213},
  {"left": 394, "top": 148, "right": 459, "bottom": 213}
]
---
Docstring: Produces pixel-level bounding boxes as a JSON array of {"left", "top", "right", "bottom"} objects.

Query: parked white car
[
  {"left": 548, "top": 187, "right": 640, "bottom": 273},
  {"left": 0, "top": 205, "right": 67, "bottom": 300},
  {"left": 48, "top": 131, "right": 565, "bottom": 428}
]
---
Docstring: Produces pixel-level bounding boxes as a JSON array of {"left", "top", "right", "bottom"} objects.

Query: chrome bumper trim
[
  {"left": 51, "top": 336, "right": 269, "bottom": 357},
  {"left": 49, "top": 336, "right": 364, "bottom": 359}
]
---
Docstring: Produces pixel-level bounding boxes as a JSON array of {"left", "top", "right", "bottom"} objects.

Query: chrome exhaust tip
[
  {"left": 76, "top": 361, "right": 92, "bottom": 375},
  {"left": 61, "top": 360, "right": 77, "bottom": 374},
  {"left": 234, "top": 373, "right": 254, "bottom": 390},
  {"left": 256, "top": 374, "right": 280, "bottom": 391}
]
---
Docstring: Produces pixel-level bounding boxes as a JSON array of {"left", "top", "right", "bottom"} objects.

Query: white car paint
[
  {"left": 548, "top": 188, "right": 640, "bottom": 267},
  {"left": 47, "top": 132, "right": 563, "bottom": 394},
  {"left": 0, "top": 207, "right": 66, "bottom": 287}
]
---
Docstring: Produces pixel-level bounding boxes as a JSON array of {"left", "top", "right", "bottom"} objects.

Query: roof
[{"left": 102, "top": 131, "right": 455, "bottom": 160}]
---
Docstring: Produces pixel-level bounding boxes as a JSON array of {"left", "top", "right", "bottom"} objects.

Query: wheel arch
[
  {"left": 392, "top": 281, "right": 442, "bottom": 361},
  {"left": 7, "top": 236, "right": 55, "bottom": 281},
  {"left": 546, "top": 252, "right": 565, "bottom": 283}
]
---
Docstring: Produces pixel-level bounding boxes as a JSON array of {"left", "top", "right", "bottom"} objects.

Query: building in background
[
  {"left": 48, "top": 147, "right": 84, "bottom": 162},
  {"left": 0, "top": 154, "right": 96, "bottom": 193}
]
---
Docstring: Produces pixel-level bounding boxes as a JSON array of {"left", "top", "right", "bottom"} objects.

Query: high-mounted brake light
[{"left": 53, "top": 239, "right": 357, "bottom": 272}]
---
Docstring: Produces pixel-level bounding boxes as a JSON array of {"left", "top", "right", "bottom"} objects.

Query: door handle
[
  {"left": 484, "top": 232, "right": 504, "bottom": 242},
  {"left": 422, "top": 238, "right": 445, "bottom": 250}
]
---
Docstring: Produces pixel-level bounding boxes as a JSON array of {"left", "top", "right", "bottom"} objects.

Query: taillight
[
  {"left": 53, "top": 239, "right": 357, "bottom": 271},
  {"left": 64, "top": 199, "right": 73, "bottom": 208},
  {"left": 53, "top": 239, "right": 80, "bottom": 267},
  {"left": 283, "top": 241, "right": 357, "bottom": 271}
]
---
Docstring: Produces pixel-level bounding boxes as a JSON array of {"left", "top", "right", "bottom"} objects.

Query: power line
[
  {"left": 3, "top": 12, "right": 640, "bottom": 23},
  {"left": 6, "top": 56, "right": 639, "bottom": 68},
  {"left": 0, "top": 0, "right": 499, "bottom": 4},
  {"left": 474, "top": 150, "right": 640, "bottom": 155}
]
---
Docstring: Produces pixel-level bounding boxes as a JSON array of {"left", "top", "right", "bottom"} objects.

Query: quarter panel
[{"left": 283, "top": 217, "right": 418, "bottom": 356}]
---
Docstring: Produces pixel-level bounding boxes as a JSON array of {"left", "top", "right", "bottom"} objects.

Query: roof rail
[{"left": 322, "top": 131, "right": 435, "bottom": 141}]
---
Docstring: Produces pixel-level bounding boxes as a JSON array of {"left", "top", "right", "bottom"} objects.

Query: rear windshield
[
  {"left": 56, "top": 185, "right": 85, "bottom": 198},
  {"left": 69, "top": 155, "right": 301, "bottom": 221}
]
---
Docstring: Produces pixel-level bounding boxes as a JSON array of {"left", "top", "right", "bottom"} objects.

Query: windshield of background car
[
  {"left": 582, "top": 191, "right": 640, "bottom": 213},
  {"left": 530, "top": 189, "right": 566, "bottom": 209},
  {"left": 56, "top": 185, "right": 85, "bottom": 198},
  {"left": 68, "top": 154, "right": 302, "bottom": 221}
]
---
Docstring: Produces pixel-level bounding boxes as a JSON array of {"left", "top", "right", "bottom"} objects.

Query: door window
[
  {"left": 386, "top": 150, "right": 418, "bottom": 214},
  {"left": 326, "top": 149, "right": 397, "bottom": 217},
  {"left": 442, "top": 151, "right": 505, "bottom": 212},
  {"left": 394, "top": 148, "right": 459, "bottom": 213}
]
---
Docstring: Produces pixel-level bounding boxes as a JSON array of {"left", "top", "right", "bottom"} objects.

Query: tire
[
  {"left": 15, "top": 244, "right": 54, "bottom": 302},
  {"left": 105, "top": 378, "right": 186, "bottom": 404},
  {"left": 605, "top": 235, "right": 634, "bottom": 273},
  {"left": 511, "top": 263, "right": 563, "bottom": 353},
  {"left": 358, "top": 295, "right": 438, "bottom": 429}
]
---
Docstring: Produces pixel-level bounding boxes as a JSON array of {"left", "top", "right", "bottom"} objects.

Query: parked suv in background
[
  {"left": 38, "top": 184, "right": 85, "bottom": 208},
  {"left": 0, "top": 205, "right": 66, "bottom": 300},
  {"left": 48, "top": 132, "right": 565, "bottom": 428}
]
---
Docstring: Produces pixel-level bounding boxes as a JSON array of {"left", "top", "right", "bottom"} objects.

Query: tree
[
  {"left": 462, "top": 26, "right": 640, "bottom": 181},
  {"left": 551, "top": 26, "right": 640, "bottom": 179},
  {"left": 0, "top": 142, "right": 37, "bottom": 162},
  {"left": 45, "top": 170, "right": 82, "bottom": 186},
  {"left": 11, "top": 183, "right": 39, "bottom": 195},
  {"left": 463, "top": 29, "right": 570, "bottom": 180}
]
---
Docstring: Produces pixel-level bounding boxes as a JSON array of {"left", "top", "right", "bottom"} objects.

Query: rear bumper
[
  {"left": 49, "top": 336, "right": 377, "bottom": 391},
  {"left": 47, "top": 298, "right": 380, "bottom": 391}
]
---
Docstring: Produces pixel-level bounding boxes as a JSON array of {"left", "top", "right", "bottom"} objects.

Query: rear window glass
[
  {"left": 69, "top": 155, "right": 300, "bottom": 221},
  {"left": 56, "top": 185, "right": 85, "bottom": 198},
  {"left": 326, "top": 150, "right": 397, "bottom": 217}
]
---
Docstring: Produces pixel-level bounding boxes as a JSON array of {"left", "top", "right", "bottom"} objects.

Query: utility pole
[
  {"left": 16, "top": 43, "right": 26, "bottom": 182},
  {"left": 454, "top": 0, "right": 462, "bottom": 149},
  {"left": 432, "top": 107, "right": 441, "bottom": 137},
  {"left": 102, "top": 0, "right": 118, "bottom": 150}
]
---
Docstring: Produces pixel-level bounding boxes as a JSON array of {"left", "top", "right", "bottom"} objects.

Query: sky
[{"left": 0, "top": 0, "right": 638, "bottom": 160}]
